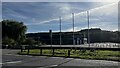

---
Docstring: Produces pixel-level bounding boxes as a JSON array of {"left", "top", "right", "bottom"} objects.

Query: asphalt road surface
[{"left": 1, "top": 49, "right": 120, "bottom": 68}]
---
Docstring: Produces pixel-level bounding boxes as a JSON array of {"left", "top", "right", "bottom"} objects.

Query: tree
[
  {"left": 2, "top": 20, "right": 27, "bottom": 46},
  {"left": 2, "top": 36, "right": 15, "bottom": 46},
  {"left": 24, "top": 38, "right": 36, "bottom": 45}
]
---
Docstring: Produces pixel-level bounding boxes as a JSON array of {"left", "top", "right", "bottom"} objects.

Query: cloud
[
  {"left": 2, "top": 3, "right": 28, "bottom": 21},
  {"left": 2, "top": 2, "right": 118, "bottom": 32},
  {"left": 26, "top": 2, "right": 117, "bottom": 25},
  {"left": 65, "top": 3, "right": 118, "bottom": 32},
  {"left": 62, "top": 27, "right": 83, "bottom": 32},
  {"left": 2, "top": 0, "right": 120, "bottom": 2},
  {"left": 0, "top": 2, "right": 2, "bottom": 21},
  {"left": 90, "top": 2, "right": 118, "bottom": 16},
  {"left": 61, "top": 26, "right": 102, "bottom": 32}
]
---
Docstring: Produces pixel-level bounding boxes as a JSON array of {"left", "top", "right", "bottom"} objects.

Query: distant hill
[{"left": 26, "top": 28, "right": 120, "bottom": 45}]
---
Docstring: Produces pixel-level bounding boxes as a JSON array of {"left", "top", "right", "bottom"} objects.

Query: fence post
[
  {"left": 27, "top": 46, "right": 29, "bottom": 54},
  {"left": 68, "top": 50, "right": 70, "bottom": 57},
  {"left": 53, "top": 48, "right": 54, "bottom": 56},
  {"left": 40, "top": 48, "right": 42, "bottom": 55},
  {"left": 21, "top": 46, "right": 23, "bottom": 52}
]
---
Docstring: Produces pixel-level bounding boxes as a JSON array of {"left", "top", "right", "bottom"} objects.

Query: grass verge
[{"left": 18, "top": 49, "right": 120, "bottom": 62}]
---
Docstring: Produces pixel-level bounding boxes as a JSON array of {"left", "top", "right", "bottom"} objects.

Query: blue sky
[{"left": 2, "top": 2, "right": 118, "bottom": 33}]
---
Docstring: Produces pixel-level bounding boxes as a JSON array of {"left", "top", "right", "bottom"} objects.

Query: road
[{"left": 1, "top": 49, "right": 120, "bottom": 68}]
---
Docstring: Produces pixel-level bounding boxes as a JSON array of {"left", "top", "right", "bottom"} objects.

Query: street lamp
[
  {"left": 87, "top": 11, "right": 90, "bottom": 47},
  {"left": 72, "top": 13, "right": 75, "bottom": 47},
  {"left": 59, "top": 16, "right": 62, "bottom": 47}
]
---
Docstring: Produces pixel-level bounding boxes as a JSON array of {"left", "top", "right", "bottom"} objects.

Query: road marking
[
  {"left": 51, "top": 65, "right": 58, "bottom": 66},
  {"left": 5, "top": 61, "right": 22, "bottom": 64},
  {"left": 14, "top": 55, "right": 22, "bottom": 56},
  {"left": 37, "top": 65, "right": 58, "bottom": 68},
  {"left": 5, "top": 54, "right": 33, "bottom": 57},
  {"left": 0, "top": 63, "right": 3, "bottom": 64},
  {"left": 1, "top": 61, "right": 22, "bottom": 64},
  {"left": 5, "top": 54, "right": 13, "bottom": 55}
]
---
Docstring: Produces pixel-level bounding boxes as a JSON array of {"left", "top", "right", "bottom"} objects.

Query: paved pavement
[
  {"left": 1, "top": 49, "right": 120, "bottom": 68},
  {"left": 41, "top": 43, "right": 120, "bottom": 48}
]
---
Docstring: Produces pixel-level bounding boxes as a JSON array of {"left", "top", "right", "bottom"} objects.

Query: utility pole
[
  {"left": 87, "top": 11, "right": 90, "bottom": 47},
  {"left": 59, "top": 16, "right": 62, "bottom": 47},
  {"left": 72, "top": 13, "right": 75, "bottom": 47}
]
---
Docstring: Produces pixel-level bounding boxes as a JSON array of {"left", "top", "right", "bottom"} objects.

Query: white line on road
[
  {"left": 5, "top": 54, "right": 33, "bottom": 57},
  {"left": 37, "top": 65, "right": 58, "bottom": 68},
  {"left": 0, "top": 63, "right": 3, "bottom": 64},
  {"left": 0, "top": 61, "right": 22, "bottom": 64},
  {"left": 4, "top": 54, "right": 13, "bottom": 55},
  {"left": 5, "top": 61, "right": 22, "bottom": 64}
]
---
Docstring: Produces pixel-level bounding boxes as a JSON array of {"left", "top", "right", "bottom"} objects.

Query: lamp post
[
  {"left": 72, "top": 13, "right": 75, "bottom": 47},
  {"left": 59, "top": 16, "right": 62, "bottom": 47},
  {"left": 87, "top": 11, "right": 90, "bottom": 47}
]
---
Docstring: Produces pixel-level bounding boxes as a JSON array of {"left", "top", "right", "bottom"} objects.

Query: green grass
[{"left": 18, "top": 49, "right": 120, "bottom": 61}]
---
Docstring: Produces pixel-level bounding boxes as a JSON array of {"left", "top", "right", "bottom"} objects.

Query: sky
[
  {"left": 2, "top": 1, "right": 119, "bottom": 33},
  {"left": 1, "top": 0, "right": 120, "bottom": 2}
]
